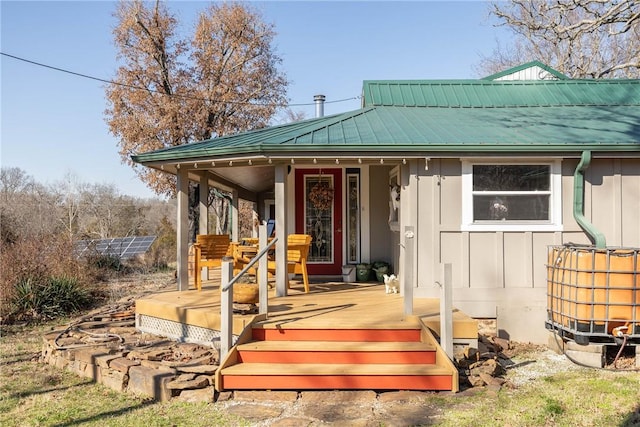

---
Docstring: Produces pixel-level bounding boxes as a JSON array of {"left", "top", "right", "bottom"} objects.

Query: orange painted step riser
[
  {"left": 237, "top": 351, "right": 436, "bottom": 364},
  {"left": 252, "top": 329, "right": 421, "bottom": 342},
  {"left": 221, "top": 374, "right": 453, "bottom": 391}
]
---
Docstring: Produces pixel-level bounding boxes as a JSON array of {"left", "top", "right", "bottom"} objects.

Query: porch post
[
  {"left": 198, "top": 173, "right": 209, "bottom": 282},
  {"left": 403, "top": 225, "right": 414, "bottom": 316},
  {"left": 439, "top": 263, "right": 454, "bottom": 358},
  {"left": 400, "top": 160, "right": 418, "bottom": 315},
  {"left": 176, "top": 168, "right": 190, "bottom": 291},
  {"left": 274, "top": 164, "right": 288, "bottom": 296},
  {"left": 230, "top": 189, "right": 239, "bottom": 241},
  {"left": 198, "top": 173, "right": 209, "bottom": 234}
]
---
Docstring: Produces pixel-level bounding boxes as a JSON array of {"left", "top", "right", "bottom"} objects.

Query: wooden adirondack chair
[
  {"left": 192, "top": 234, "right": 233, "bottom": 290},
  {"left": 268, "top": 234, "right": 312, "bottom": 293}
]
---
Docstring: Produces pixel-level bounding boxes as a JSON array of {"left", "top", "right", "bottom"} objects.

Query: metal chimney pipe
[{"left": 314, "top": 94, "right": 326, "bottom": 118}]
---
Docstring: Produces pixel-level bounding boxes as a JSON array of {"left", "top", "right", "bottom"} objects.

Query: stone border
[{"left": 40, "top": 300, "right": 223, "bottom": 403}]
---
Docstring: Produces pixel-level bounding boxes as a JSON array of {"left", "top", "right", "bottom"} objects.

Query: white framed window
[{"left": 461, "top": 159, "right": 562, "bottom": 231}]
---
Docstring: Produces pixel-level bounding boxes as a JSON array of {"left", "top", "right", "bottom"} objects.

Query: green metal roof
[
  {"left": 133, "top": 103, "right": 640, "bottom": 164},
  {"left": 361, "top": 79, "right": 640, "bottom": 107},
  {"left": 132, "top": 74, "right": 640, "bottom": 165},
  {"left": 481, "top": 60, "right": 570, "bottom": 81}
]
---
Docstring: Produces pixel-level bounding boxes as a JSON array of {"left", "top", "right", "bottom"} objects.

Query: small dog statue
[{"left": 383, "top": 274, "right": 399, "bottom": 294}]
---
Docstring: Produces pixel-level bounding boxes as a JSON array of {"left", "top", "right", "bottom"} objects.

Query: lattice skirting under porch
[{"left": 136, "top": 314, "right": 238, "bottom": 348}]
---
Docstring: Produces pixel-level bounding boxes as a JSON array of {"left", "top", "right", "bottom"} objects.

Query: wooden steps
[
  {"left": 220, "top": 363, "right": 453, "bottom": 390},
  {"left": 252, "top": 327, "right": 422, "bottom": 342},
  {"left": 236, "top": 340, "right": 437, "bottom": 364},
  {"left": 216, "top": 323, "right": 458, "bottom": 392}
]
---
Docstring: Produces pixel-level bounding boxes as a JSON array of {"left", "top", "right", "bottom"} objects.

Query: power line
[{"left": 0, "top": 52, "right": 360, "bottom": 108}]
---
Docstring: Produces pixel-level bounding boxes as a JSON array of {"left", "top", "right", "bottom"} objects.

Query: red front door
[{"left": 295, "top": 169, "right": 343, "bottom": 275}]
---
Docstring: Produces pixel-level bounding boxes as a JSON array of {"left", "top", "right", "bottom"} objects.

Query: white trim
[
  {"left": 461, "top": 159, "right": 563, "bottom": 232},
  {"left": 360, "top": 166, "right": 371, "bottom": 263},
  {"left": 345, "top": 170, "right": 362, "bottom": 264}
]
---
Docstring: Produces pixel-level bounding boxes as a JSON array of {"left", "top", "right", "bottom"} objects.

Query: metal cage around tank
[{"left": 546, "top": 245, "right": 640, "bottom": 345}]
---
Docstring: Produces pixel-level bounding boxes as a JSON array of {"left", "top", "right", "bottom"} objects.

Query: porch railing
[{"left": 219, "top": 224, "right": 277, "bottom": 360}]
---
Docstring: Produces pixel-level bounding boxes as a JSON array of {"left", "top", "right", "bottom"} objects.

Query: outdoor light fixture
[
  {"left": 335, "top": 159, "right": 339, "bottom": 164},
  {"left": 313, "top": 158, "right": 317, "bottom": 164},
  {"left": 229, "top": 161, "right": 233, "bottom": 166},
  {"left": 358, "top": 158, "right": 362, "bottom": 164},
  {"left": 248, "top": 159, "right": 252, "bottom": 165},
  {"left": 425, "top": 158, "right": 431, "bottom": 170},
  {"left": 176, "top": 164, "right": 180, "bottom": 169},
  {"left": 194, "top": 163, "right": 198, "bottom": 168},
  {"left": 211, "top": 161, "right": 215, "bottom": 167},
  {"left": 380, "top": 159, "right": 384, "bottom": 164},
  {"left": 291, "top": 159, "right": 295, "bottom": 164}
]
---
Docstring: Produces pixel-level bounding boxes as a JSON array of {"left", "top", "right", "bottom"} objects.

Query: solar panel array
[{"left": 75, "top": 236, "right": 156, "bottom": 260}]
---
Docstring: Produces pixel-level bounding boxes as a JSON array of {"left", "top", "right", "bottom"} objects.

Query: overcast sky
[{"left": 1, "top": 1, "right": 509, "bottom": 199}]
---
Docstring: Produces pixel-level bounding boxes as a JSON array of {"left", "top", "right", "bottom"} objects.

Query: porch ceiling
[{"left": 211, "top": 165, "right": 274, "bottom": 194}]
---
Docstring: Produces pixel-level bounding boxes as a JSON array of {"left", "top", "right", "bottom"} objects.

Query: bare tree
[
  {"left": 78, "top": 184, "right": 149, "bottom": 239},
  {"left": 1, "top": 167, "right": 35, "bottom": 203},
  {"left": 105, "top": 1, "right": 288, "bottom": 196},
  {"left": 50, "top": 172, "right": 86, "bottom": 242},
  {"left": 479, "top": 0, "right": 640, "bottom": 78}
]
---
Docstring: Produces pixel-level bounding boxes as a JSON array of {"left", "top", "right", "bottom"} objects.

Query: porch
[{"left": 136, "top": 274, "right": 478, "bottom": 393}]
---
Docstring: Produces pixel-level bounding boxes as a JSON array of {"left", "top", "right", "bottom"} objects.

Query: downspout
[{"left": 573, "top": 151, "right": 606, "bottom": 249}]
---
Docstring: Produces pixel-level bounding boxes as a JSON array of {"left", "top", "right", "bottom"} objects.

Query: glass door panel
[{"left": 295, "top": 168, "right": 342, "bottom": 275}]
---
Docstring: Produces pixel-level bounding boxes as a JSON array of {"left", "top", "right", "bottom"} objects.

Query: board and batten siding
[
  {"left": 411, "top": 158, "right": 640, "bottom": 343},
  {"left": 492, "top": 65, "right": 559, "bottom": 81}
]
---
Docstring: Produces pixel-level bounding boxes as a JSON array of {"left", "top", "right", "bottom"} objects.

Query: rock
[
  {"left": 234, "top": 390, "right": 299, "bottom": 402},
  {"left": 146, "top": 349, "right": 174, "bottom": 361},
  {"left": 470, "top": 358, "right": 506, "bottom": 377},
  {"left": 491, "top": 336, "right": 510, "bottom": 352},
  {"left": 300, "top": 390, "right": 377, "bottom": 403},
  {"left": 175, "top": 363, "right": 218, "bottom": 375},
  {"left": 173, "top": 387, "right": 214, "bottom": 403},
  {"left": 225, "top": 403, "right": 283, "bottom": 422},
  {"left": 465, "top": 346, "right": 479, "bottom": 359},
  {"left": 267, "top": 417, "right": 314, "bottom": 427},
  {"left": 128, "top": 365, "right": 176, "bottom": 401},
  {"left": 301, "top": 402, "right": 370, "bottom": 424},
  {"left": 214, "top": 391, "right": 234, "bottom": 402},
  {"left": 479, "top": 372, "right": 505, "bottom": 387},
  {"left": 166, "top": 375, "right": 209, "bottom": 390},
  {"left": 110, "top": 357, "right": 141, "bottom": 373},
  {"left": 377, "top": 390, "right": 431, "bottom": 403},
  {"left": 175, "top": 373, "right": 197, "bottom": 382},
  {"left": 467, "top": 374, "right": 485, "bottom": 387}
]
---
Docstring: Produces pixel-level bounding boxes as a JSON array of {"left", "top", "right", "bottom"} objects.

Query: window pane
[
  {"left": 473, "top": 195, "right": 550, "bottom": 221},
  {"left": 347, "top": 174, "right": 360, "bottom": 263},
  {"left": 473, "top": 165, "right": 550, "bottom": 191}
]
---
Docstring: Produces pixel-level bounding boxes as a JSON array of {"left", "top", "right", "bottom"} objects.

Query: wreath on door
[{"left": 309, "top": 180, "right": 334, "bottom": 211}]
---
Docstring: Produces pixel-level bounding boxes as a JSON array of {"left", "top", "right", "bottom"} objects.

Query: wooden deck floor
[{"left": 136, "top": 275, "right": 478, "bottom": 340}]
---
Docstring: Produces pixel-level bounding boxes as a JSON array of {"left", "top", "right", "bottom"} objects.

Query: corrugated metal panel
[{"left": 361, "top": 80, "right": 640, "bottom": 107}]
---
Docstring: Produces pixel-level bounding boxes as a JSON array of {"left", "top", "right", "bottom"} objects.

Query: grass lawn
[
  {"left": 3, "top": 321, "right": 639, "bottom": 426},
  {"left": 1, "top": 271, "right": 639, "bottom": 426}
]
